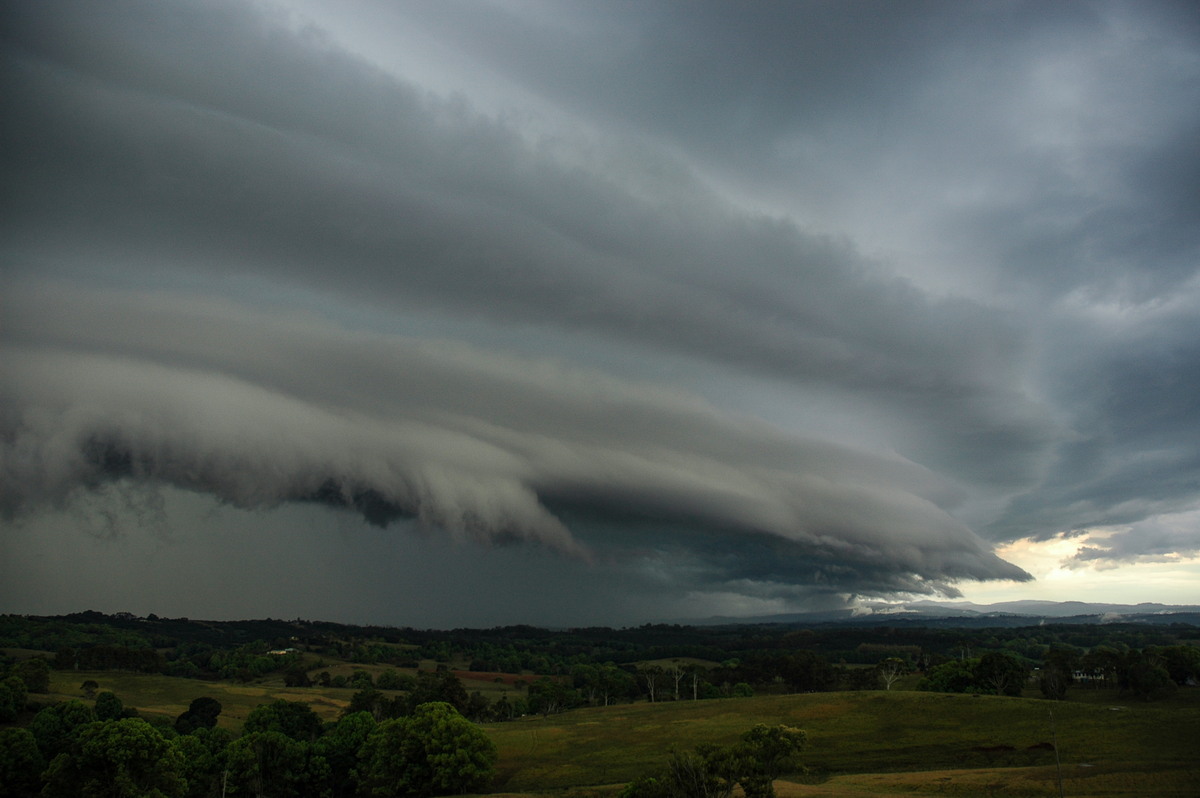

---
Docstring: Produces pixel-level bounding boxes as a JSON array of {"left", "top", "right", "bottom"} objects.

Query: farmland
[
  {"left": 28, "top": 664, "right": 1200, "bottom": 797},
  {"left": 3, "top": 612, "right": 1198, "bottom": 796},
  {"left": 484, "top": 689, "right": 1199, "bottom": 796}
]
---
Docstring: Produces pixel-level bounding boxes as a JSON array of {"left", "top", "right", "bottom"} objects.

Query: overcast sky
[{"left": 2, "top": 0, "right": 1198, "bottom": 627}]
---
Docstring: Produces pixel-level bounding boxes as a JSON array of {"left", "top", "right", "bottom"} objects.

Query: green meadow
[
  {"left": 42, "top": 669, "right": 1200, "bottom": 797},
  {"left": 483, "top": 690, "right": 1199, "bottom": 797},
  {"left": 48, "top": 669, "right": 354, "bottom": 728},
  {"left": 46, "top": 665, "right": 528, "bottom": 728}
]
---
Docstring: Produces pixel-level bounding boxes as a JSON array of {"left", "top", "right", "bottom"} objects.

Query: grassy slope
[
  {"left": 41, "top": 667, "right": 1199, "bottom": 797},
  {"left": 484, "top": 690, "right": 1200, "bottom": 796},
  {"left": 45, "top": 665, "right": 531, "bottom": 729},
  {"left": 47, "top": 670, "right": 355, "bottom": 728}
]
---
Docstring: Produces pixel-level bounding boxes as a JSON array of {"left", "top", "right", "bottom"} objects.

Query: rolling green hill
[
  {"left": 31, "top": 668, "right": 1200, "bottom": 796},
  {"left": 484, "top": 690, "right": 1199, "bottom": 796}
]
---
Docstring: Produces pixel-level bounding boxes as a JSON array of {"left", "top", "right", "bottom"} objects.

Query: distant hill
[{"left": 677, "top": 599, "right": 1200, "bottom": 628}]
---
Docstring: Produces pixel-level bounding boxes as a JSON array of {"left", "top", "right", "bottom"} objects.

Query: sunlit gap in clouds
[{"left": 960, "top": 517, "right": 1200, "bottom": 607}]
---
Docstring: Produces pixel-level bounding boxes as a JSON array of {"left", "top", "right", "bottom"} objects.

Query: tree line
[
  {"left": 1, "top": 687, "right": 494, "bottom": 798},
  {"left": 5, "top": 612, "right": 1197, "bottom": 682}
]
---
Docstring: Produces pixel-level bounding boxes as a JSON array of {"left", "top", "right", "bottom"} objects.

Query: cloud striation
[{"left": 2, "top": 0, "right": 1198, "bottom": 623}]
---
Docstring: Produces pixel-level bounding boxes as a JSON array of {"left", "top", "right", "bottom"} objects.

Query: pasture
[
  {"left": 40, "top": 667, "right": 1200, "bottom": 797},
  {"left": 484, "top": 690, "right": 1199, "bottom": 796}
]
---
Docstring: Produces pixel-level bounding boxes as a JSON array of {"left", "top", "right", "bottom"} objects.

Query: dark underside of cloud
[
  {"left": 1, "top": 286, "right": 1029, "bottom": 600},
  {"left": 2, "top": 1, "right": 1198, "bottom": 620}
]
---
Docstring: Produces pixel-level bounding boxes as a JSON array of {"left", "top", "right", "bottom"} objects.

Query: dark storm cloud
[
  {"left": 0, "top": 0, "right": 1056, "bottom": 490},
  {"left": 400, "top": 1, "right": 1096, "bottom": 153},
  {"left": 1068, "top": 512, "right": 1200, "bottom": 568},
  {"left": 1, "top": 284, "right": 1029, "bottom": 597},
  {"left": 2, "top": 0, "right": 1199, "bottom": 620},
  {"left": 988, "top": 303, "right": 1200, "bottom": 541}
]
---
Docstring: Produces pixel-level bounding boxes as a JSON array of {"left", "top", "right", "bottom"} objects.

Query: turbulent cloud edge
[{"left": 1, "top": 285, "right": 1030, "bottom": 593}]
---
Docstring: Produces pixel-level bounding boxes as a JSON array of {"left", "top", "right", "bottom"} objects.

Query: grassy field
[
  {"left": 47, "top": 669, "right": 356, "bottom": 728},
  {"left": 38, "top": 666, "right": 1200, "bottom": 797},
  {"left": 44, "top": 664, "right": 532, "bottom": 728},
  {"left": 483, "top": 690, "right": 1200, "bottom": 796}
]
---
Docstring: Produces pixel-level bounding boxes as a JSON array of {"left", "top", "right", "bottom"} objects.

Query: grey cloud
[
  {"left": 3, "top": 0, "right": 1198, "bottom": 621},
  {"left": 0, "top": 491, "right": 670, "bottom": 628},
  {"left": 1067, "top": 513, "right": 1200, "bottom": 568},
  {"left": 1, "top": 284, "right": 1030, "bottom": 594},
  {"left": 0, "top": 0, "right": 1057, "bottom": 490},
  {"left": 988, "top": 301, "right": 1200, "bottom": 541},
  {"left": 404, "top": 1, "right": 1096, "bottom": 157}
]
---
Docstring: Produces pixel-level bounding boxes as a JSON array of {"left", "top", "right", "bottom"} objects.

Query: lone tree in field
[
  {"left": 737, "top": 723, "right": 807, "bottom": 797},
  {"left": 876, "top": 657, "right": 909, "bottom": 690},
  {"left": 175, "top": 696, "right": 222, "bottom": 734},
  {"left": 93, "top": 691, "right": 125, "bottom": 721}
]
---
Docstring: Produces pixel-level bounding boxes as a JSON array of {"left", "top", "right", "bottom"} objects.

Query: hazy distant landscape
[{"left": 679, "top": 599, "right": 1200, "bottom": 627}]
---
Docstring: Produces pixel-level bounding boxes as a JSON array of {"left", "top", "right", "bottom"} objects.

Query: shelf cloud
[{"left": 2, "top": 0, "right": 1197, "bottom": 622}]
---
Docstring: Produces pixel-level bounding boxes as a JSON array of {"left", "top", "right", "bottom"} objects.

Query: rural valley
[{"left": 2, "top": 608, "right": 1197, "bottom": 796}]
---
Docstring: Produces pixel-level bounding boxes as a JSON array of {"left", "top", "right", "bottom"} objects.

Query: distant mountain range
[{"left": 680, "top": 600, "right": 1200, "bottom": 628}]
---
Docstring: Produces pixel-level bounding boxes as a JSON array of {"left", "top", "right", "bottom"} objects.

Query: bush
[
  {"left": 620, "top": 724, "right": 806, "bottom": 798},
  {"left": 0, "top": 728, "right": 44, "bottom": 798},
  {"left": 0, "top": 676, "right": 27, "bottom": 722},
  {"left": 15, "top": 657, "right": 51, "bottom": 693},
  {"left": 356, "top": 702, "right": 496, "bottom": 796},
  {"left": 41, "top": 718, "right": 186, "bottom": 798}
]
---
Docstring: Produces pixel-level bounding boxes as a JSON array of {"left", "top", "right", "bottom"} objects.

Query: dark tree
[
  {"left": 975, "top": 652, "right": 1028, "bottom": 697},
  {"left": 376, "top": 668, "right": 415, "bottom": 691},
  {"left": 315, "top": 711, "right": 377, "bottom": 797},
  {"left": 619, "top": 724, "right": 806, "bottom": 798},
  {"left": 918, "top": 659, "right": 979, "bottom": 694},
  {"left": 15, "top": 657, "right": 50, "bottom": 693},
  {"left": 779, "top": 652, "right": 837, "bottom": 693},
  {"left": 1156, "top": 645, "right": 1200, "bottom": 686},
  {"left": 54, "top": 647, "right": 77, "bottom": 671},
  {"left": 1039, "top": 667, "right": 1070, "bottom": 701},
  {"left": 465, "top": 690, "right": 491, "bottom": 722},
  {"left": 406, "top": 671, "right": 469, "bottom": 714},
  {"left": 283, "top": 666, "right": 312, "bottom": 687},
  {"left": 0, "top": 727, "right": 45, "bottom": 798},
  {"left": 30, "top": 700, "right": 97, "bottom": 761},
  {"left": 172, "top": 726, "right": 233, "bottom": 798},
  {"left": 41, "top": 718, "right": 187, "bottom": 798},
  {"left": 350, "top": 669, "right": 375, "bottom": 690},
  {"left": 0, "top": 676, "right": 27, "bottom": 723},
  {"left": 242, "top": 698, "right": 323, "bottom": 742},
  {"left": 175, "top": 696, "right": 222, "bottom": 734},
  {"left": 527, "top": 677, "right": 576, "bottom": 717},
  {"left": 356, "top": 702, "right": 496, "bottom": 797},
  {"left": 346, "top": 687, "right": 387, "bottom": 720},
  {"left": 1126, "top": 659, "right": 1177, "bottom": 701},
  {"left": 94, "top": 691, "right": 125, "bottom": 721},
  {"left": 224, "top": 730, "right": 329, "bottom": 798},
  {"left": 737, "top": 724, "right": 807, "bottom": 798}
]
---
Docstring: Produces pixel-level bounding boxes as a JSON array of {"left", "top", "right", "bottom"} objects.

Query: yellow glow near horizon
[{"left": 959, "top": 532, "right": 1200, "bottom": 606}]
